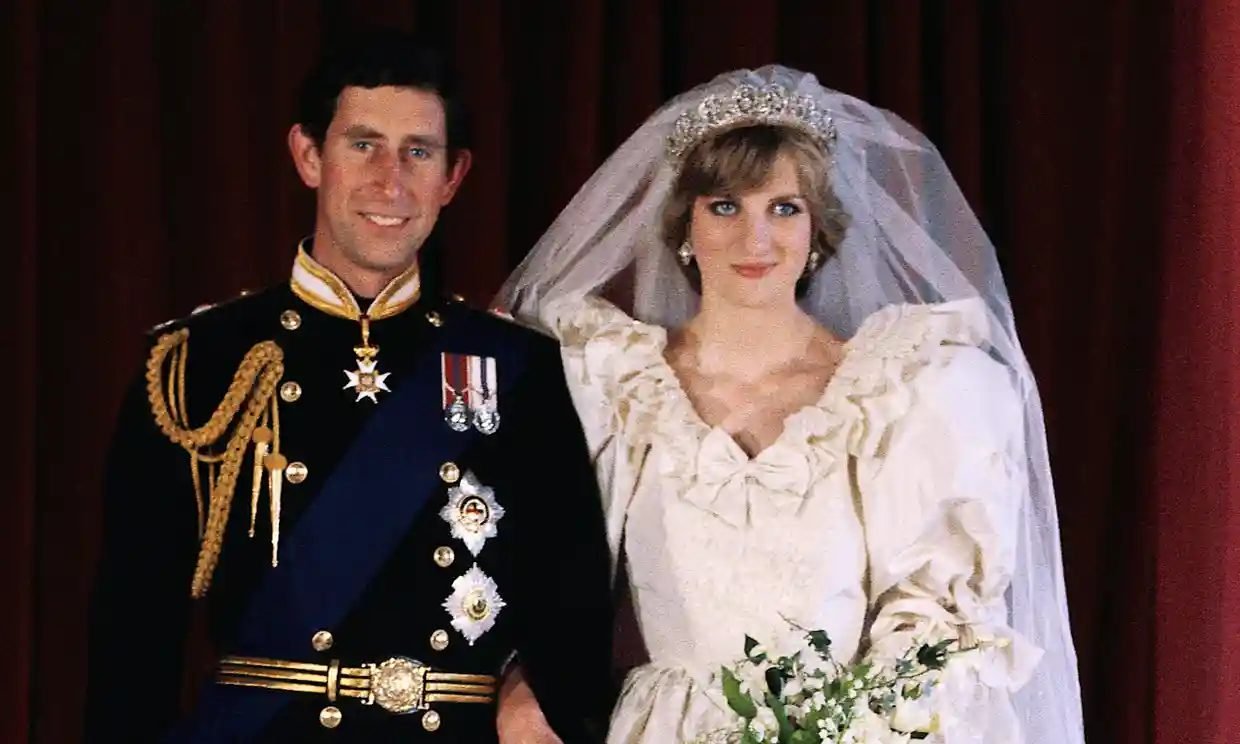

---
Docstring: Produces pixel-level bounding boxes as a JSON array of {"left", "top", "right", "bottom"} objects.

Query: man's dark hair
[{"left": 296, "top": 29, "right": 470, "bottom": 154}]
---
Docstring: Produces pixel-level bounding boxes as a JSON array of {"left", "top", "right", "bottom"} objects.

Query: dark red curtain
[
  {"left": 1153, "top": 0, "right": 1240, "bottom": 741},
  {"left": 3, "top": 1, "right": 1228, "bottom": 741}
]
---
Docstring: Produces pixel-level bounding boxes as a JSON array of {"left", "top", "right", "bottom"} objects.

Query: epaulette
[{"left": 146, "top": 288, "right": 259, "bottom": 337}]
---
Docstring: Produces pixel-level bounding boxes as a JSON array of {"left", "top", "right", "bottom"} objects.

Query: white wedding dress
[{"left": 549, "top": 295, "right": 1042, "bottom": 744}]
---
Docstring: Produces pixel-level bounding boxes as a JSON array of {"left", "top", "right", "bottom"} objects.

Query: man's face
[{"left": 289, "top": 85, "right": 471, "bottom": 280}]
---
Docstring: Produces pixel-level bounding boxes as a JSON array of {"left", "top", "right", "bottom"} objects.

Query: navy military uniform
[{"left": 84, "top": 244, "right": 615, "bottom": 742}]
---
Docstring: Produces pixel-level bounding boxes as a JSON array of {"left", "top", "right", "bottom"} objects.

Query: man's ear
[
  {"left": 438, "top": 149, "right": 473, "bottom": 206},
  {"left": 288, "top": 124, "right": 323, "bottom": 188}
]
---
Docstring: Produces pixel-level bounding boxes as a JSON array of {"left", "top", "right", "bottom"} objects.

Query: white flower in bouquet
[
  {"left": 751, "top": 706, "right": 781, "bottom": 740},
  {"left": 839, "top": 708, "right": 911, "bottom": 744},
  {"left": 695, "top": 625, "right": 997, "bottom": 744},
  {"left": 889, "top": 695, "right": 937, "bottom": 735}
]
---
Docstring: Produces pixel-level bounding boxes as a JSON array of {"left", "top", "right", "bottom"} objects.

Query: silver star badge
[
  {"left": 442, "top": 564, "right": 505, "bottom": 645},
  {"left": 439, "top": 471, "right": 505, "bottom": 556},
  {"left": 343, "top": 358, "right": 391, "bottom": 403}
]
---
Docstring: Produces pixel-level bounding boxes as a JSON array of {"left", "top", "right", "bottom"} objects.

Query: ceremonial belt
[{"left": 217, "top": 655, "right": 497, "bottom": 713}]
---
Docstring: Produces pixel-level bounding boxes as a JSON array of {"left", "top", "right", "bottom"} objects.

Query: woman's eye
[
  {"left": 773, "top": 202, "right": 802, "bottom": 217},
  {"left": 709, "top": 200, "right": 738, "bottom": 216}
]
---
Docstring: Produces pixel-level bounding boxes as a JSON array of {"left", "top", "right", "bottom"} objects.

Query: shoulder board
[
  {"left": 485, "top": 305, "right": 547, "bottom": 334},
  {"left": 146, "top": 288, "right": 259, "bottom": 336}
]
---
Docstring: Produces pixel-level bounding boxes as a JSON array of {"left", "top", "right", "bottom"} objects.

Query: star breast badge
[
  {"left": 442, "top": 565, "right": 506, "bottom": 645},
  {"left": 439, "top": 471, "right": 505, "bottom": 556}
]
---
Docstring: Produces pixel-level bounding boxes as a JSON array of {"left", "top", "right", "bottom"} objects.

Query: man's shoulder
[
  {"left": 145, "top": 284, "right": 288, "bottom": 344},
  {"left": 437, "top": 294, "right": 558, "bottom": 357},
  {"left": 139, "top": 285, "right": 291, "bottom": 388}
]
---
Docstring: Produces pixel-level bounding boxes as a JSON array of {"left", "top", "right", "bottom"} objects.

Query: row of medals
[{"left": 344, "top": 322, "right": 500, "bottom": 436}]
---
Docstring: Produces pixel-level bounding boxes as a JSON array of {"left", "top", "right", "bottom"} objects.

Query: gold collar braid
[
  {"left": 145, "top": 328, "right": 284, "bottom": 598},
  {"left": 289, "top": 242, "right": 421, "bottom": 322}
]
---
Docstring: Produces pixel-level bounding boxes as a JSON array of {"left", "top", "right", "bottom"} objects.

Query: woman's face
[{"left": 688, "top": 152, "right": 812, "bottom": 310}]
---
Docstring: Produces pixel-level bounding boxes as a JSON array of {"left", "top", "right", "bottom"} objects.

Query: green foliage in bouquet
[{"left": 700, "top": 627, "right": 983, "bottom": 744}]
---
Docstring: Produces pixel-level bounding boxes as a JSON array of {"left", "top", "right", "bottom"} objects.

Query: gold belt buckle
[
  {"left": 363, "top": 656, "right": 429, "bottom": 714},
  {"left": 216, "top": 653, "right": 497, "bottom": 714}
]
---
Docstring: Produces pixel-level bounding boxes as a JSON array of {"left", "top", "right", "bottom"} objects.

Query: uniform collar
[{"left": 289, "top": 239, "right": 422, "bottom": 321}]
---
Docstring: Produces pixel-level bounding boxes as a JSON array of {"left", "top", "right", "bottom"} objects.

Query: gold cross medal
[{"left": 344, "top": 316, "right": 391, "bottom": 403}]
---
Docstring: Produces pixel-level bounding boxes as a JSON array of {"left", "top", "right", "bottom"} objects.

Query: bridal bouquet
[{"left": 696, "top": 628, "right": 996, "bottom": 744}]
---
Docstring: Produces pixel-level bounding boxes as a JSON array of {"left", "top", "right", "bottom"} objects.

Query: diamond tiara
[{"left": 665, "top": 83, "right": 837, "bottom": 170}]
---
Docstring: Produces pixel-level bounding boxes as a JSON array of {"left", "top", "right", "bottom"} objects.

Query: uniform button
[
  {"left": 433, "top": 546, "right": 455, "bottom": 568},
  {"left": 426, "top": 311, "right": 443, "bottom": 327},
  {"left": 280, "top": 381, "right": 302, "bottom": 403},
  {"left": 311, "top": 630, "right": 334, "bottom": 652},
  {"left": 319, "top": 705, "right": 343, "bottom": 729},
  {"left": 430, "top": 629, "right": 450, "bottom": 651},
  {"left": 280, "top": 309, "right": 302, "bottom": 330},
  {"left": 439, "top": 462, "right": 460, "bottom": 484},
  {"left": 421, "top": 710, "right": 441, "bottom": 732},
  {"left": 286, "top": 461, "right": 309, "bottom": 484}
]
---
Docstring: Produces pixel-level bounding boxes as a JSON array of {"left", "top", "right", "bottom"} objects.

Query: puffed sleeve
[
  {"left": 546, "top": 296, "right": 666, "bottom": 583},
  {"left": 856, "top": 344, "right": 1042, "bottom": 743}
]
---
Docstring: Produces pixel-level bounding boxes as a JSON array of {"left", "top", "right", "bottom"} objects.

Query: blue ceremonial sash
[{"left": 164, "top": 330, "right": 526, "bottom": 742}]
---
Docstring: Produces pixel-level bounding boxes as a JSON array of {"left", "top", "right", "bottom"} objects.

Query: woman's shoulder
[
  {"left": 543, "top": 296, "right": 680, "bottom": 431},
  {"left": 825, "top": 297, "right": 1021, "bottom": 453},
  {"left": 543, "top": 295, "right": 665, "bottom": 350},
  {"left": 846, "top": 297, "right": 994, "bottom": 360}
]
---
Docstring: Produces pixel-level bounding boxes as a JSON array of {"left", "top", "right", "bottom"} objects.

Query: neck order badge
[{"left": 289, "top": 242, "right": 421, "bottom": 404}]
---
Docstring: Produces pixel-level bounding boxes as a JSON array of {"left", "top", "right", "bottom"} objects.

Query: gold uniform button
[
  {"left": 319, "top": 705, "right": 343, "bottom": 729},
  {"left": 426, "top": 311, "right": 443, "bottom": 327},
  {"left": 421, "top": 710, "right": 441, "bottom": 732},
  {"left": 280, "top": 381, "right": 302, "bottom": 403},
  {"left": 280, "top": 309, "right": 302, "bottom": 330},
  {"left": 311, "top": 630, "right": 334, "bottom": 652},
  {"left": 433, "top": 546, "right": 455, "bottom": 568},
  {"left": 439, "top": 462, "right": 460, "bottom": 484},
  {"left": 286, "top": 461, "right": 309, "bottom": 484},
  {"left": 430, "top": 629, "right": 450, "bottom": 651}
]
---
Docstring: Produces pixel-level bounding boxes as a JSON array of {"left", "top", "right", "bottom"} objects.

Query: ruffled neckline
[{"left": 549, "top": 295, "right": 993, "bottom": 527}]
